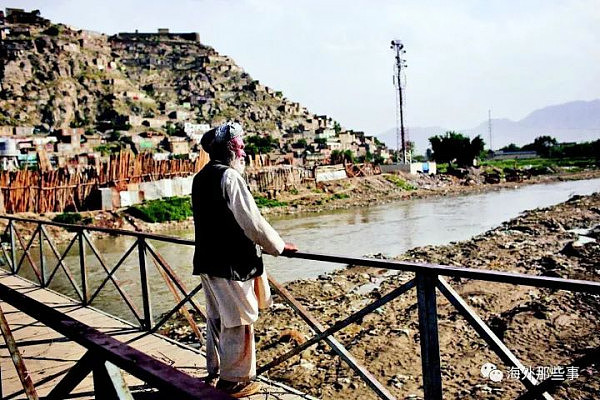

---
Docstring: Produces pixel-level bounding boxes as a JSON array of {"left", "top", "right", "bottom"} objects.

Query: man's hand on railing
[{"left": 282, "top": 242, "right": 298, "bottom": 255}]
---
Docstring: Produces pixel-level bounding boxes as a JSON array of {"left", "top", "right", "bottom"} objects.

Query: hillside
[{"left": 0, "top": 11, "right": 338, "bottom": 138}]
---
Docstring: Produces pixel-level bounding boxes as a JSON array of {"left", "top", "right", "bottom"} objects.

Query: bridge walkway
[{"left": 0, "top": 272, "right": 312, "bottom": 399}]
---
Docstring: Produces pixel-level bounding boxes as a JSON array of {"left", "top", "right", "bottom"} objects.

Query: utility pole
[
  {"left": 488, "top": 109, "right": 493, "bottom": 151},
  {"left": 391, "top": 39, "right": 408, "bottom": 164}
]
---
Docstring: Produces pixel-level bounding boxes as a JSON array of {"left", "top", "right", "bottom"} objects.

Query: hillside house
[
  {"left": 0, "top": 137, "right": 19, "bottom": 156},
  {"left": 56, "top": 128, "right": 83, "bottom": 150},
  {"left": 5, "top": 8, "right": 49, "bottom": 25},
  {"left": 128, "top": 115, "right": 168, "bottom": 129},
  {"left": 14, "top": 126, "right": 34, "bottom": 136},
  {"left": 304, "top": 151, "right": 328, "bottom": 166},
  {"left": 81, "top": 134, "right": 103, "bottom": 149},
  {"left": 338, "top": 132, "right": 357, "bottom": 151},
  {"left": 315, "top": 127, "right": 335, "bottom": 140},
  {"left": 184, "top": 122, "right": 210, "bottom": 135},
  {"left": 375, "top": 147, "right": 391, "bottom": 163},
  {"left": 316, "top": 115, "right": 334, "bottom": 129},
  {"left": 325, "top": 139, "right": 341, "bottom": 151},
  {"left": 168, "top": 110, "right": 190, "bottom": 120},
  {"left": 0, "top": 126, "right": 14, "bottom": 136},
  {"left": 168, "top": 137, "right": 190, "bottom": 154}
]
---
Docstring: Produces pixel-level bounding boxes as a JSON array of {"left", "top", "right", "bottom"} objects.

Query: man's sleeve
[{"left": 221, "top": 169, "right": 285, "bottom": 256}]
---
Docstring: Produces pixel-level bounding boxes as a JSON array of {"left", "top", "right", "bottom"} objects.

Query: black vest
[{"left": 192, "top": 161, "right": 263, "bottom": 281}]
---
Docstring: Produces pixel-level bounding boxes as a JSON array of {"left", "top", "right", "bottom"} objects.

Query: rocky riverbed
[{"left": 162, "top": 192, "right": 600, "bottom": 399}]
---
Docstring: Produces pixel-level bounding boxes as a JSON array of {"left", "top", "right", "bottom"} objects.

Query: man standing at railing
[{"left": 192, "top": 122, "right": 298, "bottom": 398}]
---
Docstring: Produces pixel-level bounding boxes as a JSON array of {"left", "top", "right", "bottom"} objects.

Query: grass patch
[
  {"left": 331, "top": 192, "right": 350, "bottom": 200},
  {"left": 481, "top": 157, "right": 597, "bottom": 170},
  {"left": 52, "top": 212, "right": 83, "bottom": 225},
  {"left": 383, "top": 174, "right": 417, "bottom": 191},
  {"left": 126, "top": 196, "right": 192, "bottom": 223},
  {"left": 254, "top": 195, "right": 288, "bottom": 208}
]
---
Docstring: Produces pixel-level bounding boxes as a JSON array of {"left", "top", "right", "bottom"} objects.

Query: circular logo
[
  {"left": 481, "top": 362, "right": 496, "bottom": 378},
  {"left": 489, "top": 369, "right": 504, "bottom": 382}
]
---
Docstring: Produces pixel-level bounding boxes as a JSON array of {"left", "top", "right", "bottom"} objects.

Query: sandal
[
  {"left": 216, "top": 379, "right": 262, "bottom": 398},
  {"left": 202, "top": 373, "right": 219, "bottom": 387}
]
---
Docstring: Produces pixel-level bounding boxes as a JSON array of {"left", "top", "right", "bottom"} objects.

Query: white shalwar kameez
[{"left": 200, "top": 168, "right": 285, "bottom": 382}]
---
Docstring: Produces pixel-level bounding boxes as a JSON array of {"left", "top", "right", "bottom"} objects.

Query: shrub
[
  {"left": 253, "top": 195, "right": 287, "bottom": 208},
  {"left": 52, "top": 212, "right": 83, "bottom": 225},
  {"left": 332, "top": 193, "right": 350, "bottom": 200},
  {"left": 383, "top": 174, "right": 416, "bottom": 190},
  {"left": 127, "top": 197, "right": 192, "bottom": 223}
]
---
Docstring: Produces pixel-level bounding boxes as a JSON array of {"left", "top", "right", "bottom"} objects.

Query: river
[{"left": 27, "top": 178, "right": 600, "bottom": 321}]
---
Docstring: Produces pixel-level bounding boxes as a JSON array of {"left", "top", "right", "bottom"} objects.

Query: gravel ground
[{"left": 162, "top": 192, "right": 600, "bottom": 399}]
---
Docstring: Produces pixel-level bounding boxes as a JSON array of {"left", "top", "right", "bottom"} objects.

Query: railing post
[
  {"left": 9, "top": 220, "right": 16, "bottom": 274},
  {"left": 138, "top": 237, "right": 153, "bottom": 330},
  {"left": 93, "top": 361, "right": 133, "bottom": 400},
  {"left": 38, "top": 224, "right": 46, "bottom": 287},
  {"left": 78, "top": 228, "right": 88, "bottom": 305},
  {"left": 416, "top": 272, "right": 443, "bottom": 400}
]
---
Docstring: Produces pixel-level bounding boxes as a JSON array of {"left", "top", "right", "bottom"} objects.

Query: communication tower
[
  {"left": 391, "top": 39, "right": 409, "bottom": 164},
  {"left": 488, "top": 109, "right": 493, "bottom": 151}
]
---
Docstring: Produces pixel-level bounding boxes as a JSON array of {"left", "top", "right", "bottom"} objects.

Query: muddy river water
[{"left": 35, "top": 178, "right": 600, "bottom": 320}]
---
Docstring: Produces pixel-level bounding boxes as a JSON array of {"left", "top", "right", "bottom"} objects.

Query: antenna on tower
[
  {"left": 488, "top": 109, "right": 493, "bottom": 151},
  {"left": 391, "top": 39, "right": 409, "bottom": 164}
]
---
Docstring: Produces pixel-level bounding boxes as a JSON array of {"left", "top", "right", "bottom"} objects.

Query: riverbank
[
  {"left": 5, "top": 168, "right": 600, "bottom": 245},
  {"left": 113, "top": 167, "right": 600, "bottom": 231},
  {"left": 162, "top": 191, "right": 600, "bottom": 399},
  {"left": 258, "top": 192, "right": 600, "bottom": 399}
]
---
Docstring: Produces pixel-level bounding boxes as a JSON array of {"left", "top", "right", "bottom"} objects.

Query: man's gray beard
[{"left": 231, "top": 157, "right": 246, "bottom": 174}]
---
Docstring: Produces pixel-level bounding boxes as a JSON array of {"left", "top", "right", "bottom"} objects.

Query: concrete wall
[
  {"left": 381, "top": 162, "right": 437, "bottom": 175},
  {"left": 97, "top": 176, "right": 195, "bottom": 210},
  {"left": 315, "top": 165, "right": 348, "bottom": 182}
]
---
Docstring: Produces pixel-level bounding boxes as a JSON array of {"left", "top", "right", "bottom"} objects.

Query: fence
[
  {"left": 246, "top": 165, "right": 314, "bottom": 193},
  {"left": 0, "top": 281, "right": 233, "bottom": 399},
  {"left": 0, "top": 215, "right": 599, "bottom": 399},
  {"left": 0, "top": 151, "right": 210, "bottom": 214}
]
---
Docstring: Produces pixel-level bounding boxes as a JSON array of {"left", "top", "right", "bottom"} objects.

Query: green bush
[
  {"left": 52, "top": 212, "right": 83, "bottom": 225},
  {"left": 254, "top": 195, "right": 287, "bottom": 208},
  {"left": 383, "top": 174, "right": 416, "bottom": 191},
  {"left": 332, "top": 193, "right": 350, "bottom": 200},
  {"left": 127, "top": 197, "right": 192, "bottom": 223}
]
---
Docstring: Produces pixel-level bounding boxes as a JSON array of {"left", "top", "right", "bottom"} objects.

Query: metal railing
[
  {"left": 0, "top": 215, "right": 599, "bottom": 399},
  {"left": 0, "top": 281, "right": 233, "bottom": 400}
]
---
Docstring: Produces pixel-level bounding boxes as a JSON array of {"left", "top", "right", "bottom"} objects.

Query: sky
[{"left": 6, "top": 0, "right": 600, "bottom": 138}]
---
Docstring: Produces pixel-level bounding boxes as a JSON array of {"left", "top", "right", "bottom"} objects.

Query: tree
[
  {"left": 333, "top": 121, "right": 342, "bottom": 134},
  {"left": 292, "top": 138, "right": 308, "bottom": 149},
  {"left": 314, "top": 138, "right": 327, "bottom": 146},
  {"left": 522, "top": 135, "right": 558, "bottom": 157},
  {"left": 500, "top": 143, "right": 521, "bottom": 152},
  {"left": 244, "top": 135, "right": 279, "bottom": 156},
  {"left": 330, "top": 149, "right": 354, "bottom": 164},
  {"left": 428, "top": 131, "right": 485, "bottom": 166},
  {"left": 164, "top": 121, "right": 185, "bottom": 136}
]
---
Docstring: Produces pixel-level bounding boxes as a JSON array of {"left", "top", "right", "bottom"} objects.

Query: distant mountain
[
  {"left": 520, "top": 100, "right": 600, "bottom": 130},
  {"left": 377, "top": 99, "right": 600, "bottom": 153}
]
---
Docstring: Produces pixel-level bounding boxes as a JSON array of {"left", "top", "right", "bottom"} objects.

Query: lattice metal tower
[
  {"left": 488, "top": 109, "right": 493, "bottom": 151},
  {"left": 391, "top": 39, "right": 409, "bottom": 164}
]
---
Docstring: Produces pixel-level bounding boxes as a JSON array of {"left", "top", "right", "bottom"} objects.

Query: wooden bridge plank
[{"left": 0, "top": 272, "right": 311, "bottom": 399}]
